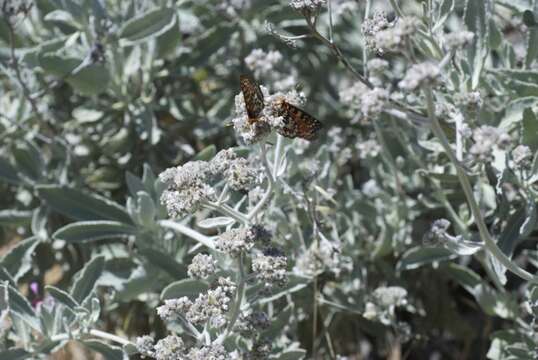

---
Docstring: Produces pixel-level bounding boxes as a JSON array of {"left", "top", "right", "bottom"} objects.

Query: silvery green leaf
[
  {"left": 197, "top": 217, "right": 234, "bottom": 229},
  {"left": 45, "top": 286, "right": 79, "bottom": 310},
  {"left": 38, "top": 54, "right": 80, "bottom": 77},
  {"left": 136, "top": 192, "right": 156, "bottom": 227},
  {"left": 194, "top": 145, "right": 216, "bottom": 161},
  {"left": 277, "top": 156, "right": 288, "bottom": 177},
  {"left": 66, "top": 63, "right": 110, "bottom": 95},
  {"left": 31, "top": 207, "right": 48, "bottom": 241},
  {"left": 71, "top": 256, "right": 105, "bottom": 303},
  {"left": 526, "top": 26, "right": 538, "bottom": 67},
  {"left": 417, "top": 139, "right": 444, "bottom": 153},
  {"left": 522, "top": 108, "right": 538, "bottom": 152},
  {"left": 1, "top": 284, "right": 41, "bottom": 333},
  {"left": 138, "top": 248, "right": 187, "bottom": 279},
  {"left": 119, "top": 8, "right": 176, "bottom": 46},
  {"left": 52, "top": 221, "right": 137, "bottom": 243},
  {"left": 125, "top": 172, "right": 145, "bottom": 197},
  {"left": 432, "top": 0, "right": 454, "bottom": 33},
  {"left": 464, "top": 0, "right": 492, "bottom": 89},
  {"left": 520, "top": 202, "right": 537, "bottom": 236},
  {"left": 0, "top": 209, "right": 32, "bottom": 225},
  {"left": 396, "top": 247, "right": 455, "bottom": 271},
  {"left": 441, "top": 236, "right": 483, "bottom": 256},
  {"left": 0, "top": 267, "right": 16, "bottom": 286},
  {"left": 82, "top": 340, "right": 127, "bottom": 360},
  {"left": 275, "top": 349, "right": 307, "bottom": 360},
  {"left": 44, "top": 10, "right": 80, "bottom": 29},
  {"left": 498, "top": 207, "right": 527, "bottom": 258},
  {"left": 442, "top": 263, "right": 482, "bottom": 289},
  {"left": 0, "top": 237, "right": 39, "bottom": 281},
  {"left": 487, "top": 252, "right": 507, "bottom": 286},
  {"left": 161, "top": 279, "right": 209, "bottom": 300},
  {"left": 472, "top": 284, "right": 517, "bottom": 319},
  {"left": 89, "top": 297, "right": 101, "bottom": 323},
  {"left": 0, "top": 157, "right": 21, "bottom": 185},
  {"left": 72, "top": 108, "right": 103, "bottom": 124},
  {"left": 37, "top": 185, "right": 133, "bottom": 224},
  {"left": 12, "top": 141, "right": 45, "bottom": 181},
  {"left": 0, "top": 348, "right": 31, "bottom": 360}
]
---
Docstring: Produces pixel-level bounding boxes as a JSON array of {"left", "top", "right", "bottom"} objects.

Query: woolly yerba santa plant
[{"left": 135, "top": 72, "right": 326, "bottom": 358}]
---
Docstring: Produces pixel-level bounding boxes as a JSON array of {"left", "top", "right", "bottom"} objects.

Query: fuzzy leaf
[
  {"left": 119, "top": 8, "right": 176, "bottom": 46},
  {"left": 397, "top": 247, "right": 454, "bottom": 271},
  {"left": 71, "top": 256, "right": 105, "bottom": 303},
  {"left": 45, "top": 285, "right": 79, "bottom": 309},
  {"left": 82, "top": 340, "right": 127, "bottom": 360},
  {"left": 0, "top": 237, "right": 39, "bottom": 281},
  {"left": 161, "top": 279, "right": 209, "bottom": 300},
  {"left": 37, "top": 185, "right": 133, "bottom": 224},
  {"left": 53, "top": 221, "right": 137, "bottom": 243},
  {"left": 197, "top": 217, "right": 234, "bottom": 229}
]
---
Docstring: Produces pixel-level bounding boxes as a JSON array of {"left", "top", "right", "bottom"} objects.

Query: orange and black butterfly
[
  {"left": 240, "top": 74, "right": 265, "bottom": 124},
  {"left": 239, "top": 74, "right": 323, "bottom": 141},
  {"left": 275, "top": 100, "right": 323, "bottom": 141}
]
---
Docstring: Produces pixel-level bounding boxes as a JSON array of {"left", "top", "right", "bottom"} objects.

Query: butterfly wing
[
  {"left": 239, "top": 75, "right": 264, "bottom": 121},
  {"left": 276, "top": 101, "right": 323, "bottom": 141}
]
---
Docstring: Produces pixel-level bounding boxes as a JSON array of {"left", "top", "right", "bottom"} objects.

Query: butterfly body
[{"left": 239, "top": 75, "right": 322, "bottom": 140}]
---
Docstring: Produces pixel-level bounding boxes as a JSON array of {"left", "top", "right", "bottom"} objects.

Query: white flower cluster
[
  {"left": 245, "top": 48, "right": 283, "bottom": 78},
  {"left": 251, "top": 248, "right": 288, "bottom": 288},
  {"left": 157, "top": 277, "right": 237, "bottom": 329},
  {"left": 232, "top": 86, "right": 305, "bottom": 144},
  {"left": 455, "top": 91, "right": 482, "bottom": 113},
  {"left": 363, "top": 286, "right": 408, "bottom": 325},
  {"left": 443, "top": 31, "right": 475, "bottom": 49},
  {"left": 294, "top": 237, "right": 352, "bottom": 277},
  {"left": 290, "top": 0, "right": 326, "bottom": 11},
  {"left": 398, "top": 62, "right": 440, "bottom": 91},
  {"left": 159, "top": 149, "right": 259, "bottom": 218},
  {"left": 512, "top": 145, "right": 532, "bottom": 166},
  {"left": 469, "top": 125, "right": 510, "bottom": 162},
  {"left": 362, "top": 11, "right": 391, "bottom": 52},
  {"left": 373, "top": 17, "right": 420, "bottom": 54},
  {"left": 154, "top": 335, "right": 185, "bottom": 360},
  {"left": 361, "top": 88, "right": 390, "bottom": 117},
  {"left": 215, "top": 226, "right": 266, "bottom": 256},
  {"left": 188, "top": 253, "right": 217, "bottom": 279},
  {"left": 235, "top": 310, "right": 271, "bottom": 335},
  {"left": 356, "top": 139, "right": 381, "bottom": 159}
]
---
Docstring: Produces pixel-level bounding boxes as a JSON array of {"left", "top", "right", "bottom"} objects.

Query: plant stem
[
  {"left": 159, "top": 220, "right": 217, "bottom": 250},
  {"left": 203, "top": 201, "right": 250, "bottom": 225},
  {"left": 424, "top": 86, "right": 537, "bottom": 283},
  {"left": 225, "top": 255, "right": 246, "bottom": 335}
]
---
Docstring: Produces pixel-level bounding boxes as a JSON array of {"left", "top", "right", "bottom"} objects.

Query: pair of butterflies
[{"left": 239, "top": 75, "right": 323, "bottom": 141}]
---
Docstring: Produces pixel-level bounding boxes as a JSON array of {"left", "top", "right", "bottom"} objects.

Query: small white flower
[
  {"left": 512, "top": 145, "right": 532, "bottom": 165},
  {"left": 443, "top": 31, "right": 475, "bottom": 49},
  {"left": 188, "top": 254, "right": 217, "bottom": 279},
  {"left": 360, "top": 88, "right": 390, "bottom": 117},
  {"left": 398, "top": 62, "right": 440, "bottom": 91},
  {"left": 245, "top": 48, "right": 283, "bottom": 77},
  {"left": 153, "top": 335, "right": 184, "bottom": 360},
  {"left": 290, "top": 0, "right": 326, "bottom": 11}
]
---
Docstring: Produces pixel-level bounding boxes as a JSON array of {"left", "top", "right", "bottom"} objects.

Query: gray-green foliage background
[{"left": 2, "top": 0, "right": 538, "bottom": 358}]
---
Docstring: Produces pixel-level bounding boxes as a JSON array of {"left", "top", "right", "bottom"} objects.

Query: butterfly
[
  {"left": 240, "top": 74, "right": 265, "bottom": 124},
  {"left": 275, "top": 99, "right": 323, "bottom": 141},
  {"left": 239, "top": 74, "right": 323, "bottom": 141}
]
